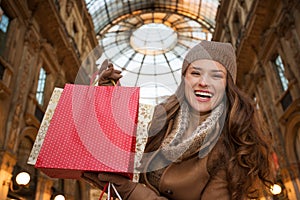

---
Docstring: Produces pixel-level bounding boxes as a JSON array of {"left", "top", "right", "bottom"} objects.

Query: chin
[
  {"left": 199, "top": 109, "right": 213, "bottom": 115},
  {"left": 191, "top": 100, "right": 223, "bottom": 113},
  {"left": 190, "top": 103, "right": 213, "bottom": 113}
]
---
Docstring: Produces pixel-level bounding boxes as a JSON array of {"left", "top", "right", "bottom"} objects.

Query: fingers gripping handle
[
  {"left": 91, "top": 59, "right": 119, "bottom": 86},
  {"left": 90, "top": 59, "right": 111, "bottom": 86}
]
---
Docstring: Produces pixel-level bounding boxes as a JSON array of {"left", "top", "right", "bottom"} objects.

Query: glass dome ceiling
[{"left": 85, "top": 0, "right": 219, "bottom": 104}]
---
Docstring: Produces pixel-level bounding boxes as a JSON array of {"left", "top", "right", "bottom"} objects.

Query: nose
[{"left": 198, "top": 75, "right": 208, "bottom": 87}]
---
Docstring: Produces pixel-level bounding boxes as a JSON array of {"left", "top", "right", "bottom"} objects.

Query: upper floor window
[
  {"left": 272, "top": 54, "right": 292, "bottom": 110},
  {"left": 72, "top": 22, "right": 78, "bottom": 38},
  {"left": 0, "top": 61, "right": 4, "bottom": 80},
  {"left": 232, "top": 10, "right": 241, "bottom": 46},
  {"left": 36, "top": 68, "right": 46, "bottom": 105},
  {"left": 273, "top": 55, "right": 289, "bottom": 91},
  {"left": 0, "top": 12, "right": 10, "bottom": 55}
]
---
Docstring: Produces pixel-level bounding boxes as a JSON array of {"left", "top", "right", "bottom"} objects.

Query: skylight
[{"left": 84, "top": 0, "right": 219, "bottom": 104}]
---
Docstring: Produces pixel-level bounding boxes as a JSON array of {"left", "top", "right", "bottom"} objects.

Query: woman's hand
[
  {"left": 82, "top": 172, "right": 137, "bottom": 199},
  {"left": 81, "top": 172, "right": 106, "bottom": 189},
  {"left": 98, "top": 59, "right": 122, "bottom": 86},
  {"left": 98, "top": 173, "right": 137, "bottom": 199},
  {"left": 82, "top": 172, "right": 168, "bottom": 200}
]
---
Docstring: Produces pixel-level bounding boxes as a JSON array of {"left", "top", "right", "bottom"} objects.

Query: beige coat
[{"left": 129, "top": 120, "right": 231, "bottom": 200}]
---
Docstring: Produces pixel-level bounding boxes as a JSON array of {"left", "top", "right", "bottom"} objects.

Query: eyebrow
[{"left": 192, "top": 67, "right": 226, "bottom": 74}]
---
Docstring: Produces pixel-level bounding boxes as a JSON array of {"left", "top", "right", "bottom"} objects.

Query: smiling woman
[
  {"left": 82, "top": 40, "right": 275, "bottom": 200},
  {"left": 184, "top": 60, "right": 227, "bottom": 114}
]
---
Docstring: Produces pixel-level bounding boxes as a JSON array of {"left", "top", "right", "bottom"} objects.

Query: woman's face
[{"left": 184, "top": 59, "right": 227, "bottom": 114}]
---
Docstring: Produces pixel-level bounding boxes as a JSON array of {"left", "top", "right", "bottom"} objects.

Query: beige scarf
[{"left": 161, "top": 101, "right": 225, "bottom": 162}]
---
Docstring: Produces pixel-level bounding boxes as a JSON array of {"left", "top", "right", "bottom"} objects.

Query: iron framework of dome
[{"left": 85, "top": 0, "right": 219, "bottom": 104}]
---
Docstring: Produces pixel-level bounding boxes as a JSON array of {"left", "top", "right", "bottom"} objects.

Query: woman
[{"left": 83, "top": 40, "right": 274, "bottom": 199}]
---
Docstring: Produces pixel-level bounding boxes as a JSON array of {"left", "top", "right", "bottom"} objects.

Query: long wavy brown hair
[
  {"left": 224, "top": 75, "right": 275, "bottom": 199},
  {"left": 143, "top": 71, "right": 275, "bottom": 199}
]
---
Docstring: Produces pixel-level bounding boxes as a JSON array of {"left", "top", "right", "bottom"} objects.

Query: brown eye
[
  {"left": 211, "top": 72, "right": 225, "bottom": 79},
  {"left": 191, "top": 70, "right": 201, "bottom": 75},
  {"left": 213, "top": 74, "right": 223, "bottom": 78}
]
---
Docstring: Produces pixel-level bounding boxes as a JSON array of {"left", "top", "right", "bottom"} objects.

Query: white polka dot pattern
[{"left": 35, "top": 84, "right": 140, "bottom": 179}]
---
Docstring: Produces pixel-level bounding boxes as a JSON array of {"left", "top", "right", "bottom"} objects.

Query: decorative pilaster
[
  {"left": 5, "top": 24, "right": 40, "bottom": 152},
  {"left": 34, "top": 173, "right": 53, "bottom": 200},
  {"left": 0, "top": 151, "right": 16, "bottom": 200}
]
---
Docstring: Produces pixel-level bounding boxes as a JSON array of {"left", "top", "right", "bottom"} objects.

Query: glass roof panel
[{"left": 86, "top": 0, "right": 219, "bottom": 34}]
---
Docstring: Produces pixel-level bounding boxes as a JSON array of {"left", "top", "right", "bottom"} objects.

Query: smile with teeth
[{"left": 194, "top": 91, "right": 213, "bottom": 98}]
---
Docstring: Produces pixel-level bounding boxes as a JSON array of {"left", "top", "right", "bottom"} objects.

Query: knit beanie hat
[{"left": 182, "top": 40, "right": 237, "bottom": 83}]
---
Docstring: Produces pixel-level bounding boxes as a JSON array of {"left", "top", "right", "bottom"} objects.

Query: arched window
[
  {"left": 232, "top": 10, "right": 241, "bottom": 46},
  {"left": 273, "top": 55, "right": 289, "bottom": 91},
  {"left": 36, "top": 68, "right": 47, "bottom": 105},
  {"left": 0, "top": 11, "right": 10, "bottom": 80},
  {"left": 0, "top": 12, "right": 10, "bottom": 56},
  {"left": 272, "top": 54, "right": 292, "bottom": 110}
]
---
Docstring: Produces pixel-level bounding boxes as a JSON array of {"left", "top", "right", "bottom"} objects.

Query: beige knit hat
[{"left": 182, "top": 40, "right": 237, "bottom": 83}]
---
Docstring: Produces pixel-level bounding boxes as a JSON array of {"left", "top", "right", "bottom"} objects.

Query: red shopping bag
[{"left": 35, "top": 84, "right": 139, "bottom": 179}]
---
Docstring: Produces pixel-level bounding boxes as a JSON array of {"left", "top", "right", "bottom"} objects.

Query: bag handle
[
  {"left": 99, "top": 182, "right": 109, "bottom": 200},
  {"left": 90, "top": 59, "right": 110, "bottom": 86},
  {"left": 111, "top": 183, "right": 122, "bottom": 200},
  {"left": 98, "top": 182, "right": 122, "bottom": 200}
]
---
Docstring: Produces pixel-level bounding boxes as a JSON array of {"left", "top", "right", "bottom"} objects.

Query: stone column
[
  {"left": 0, "top": 151, "right": 16, "bottom": 200},
  {"left": 34, "top": 174, "right": 53, "bottom": 200}
]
